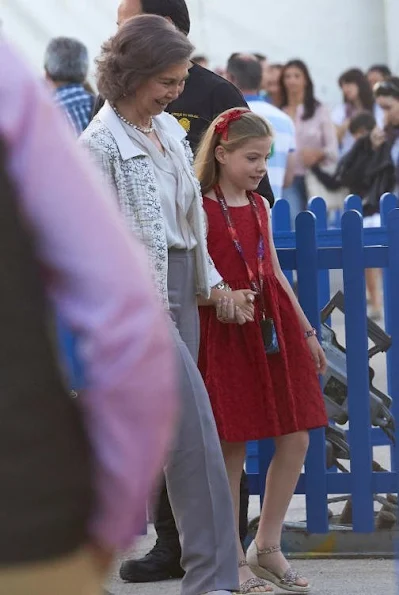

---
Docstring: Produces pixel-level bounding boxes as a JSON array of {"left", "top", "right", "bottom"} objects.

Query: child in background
[{"left": 196, "top": 108, "right": 328, "bottom": 594}]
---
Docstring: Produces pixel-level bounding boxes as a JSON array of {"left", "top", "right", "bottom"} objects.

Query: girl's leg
[
  {"left": 221, "top": 441, "right": 272, "bottom": 593},
  {"left": 366, "top": 268, "right": 382, "bottom": 319},
  {"left": 221, "top": 442, "right": 246, "bottom": 558},
  {"left": 255, "top": 431, "right": 310, "bottom": 587}
]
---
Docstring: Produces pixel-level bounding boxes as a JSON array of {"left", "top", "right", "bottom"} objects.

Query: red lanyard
[{"left": 214, "top": 184, "right": 267, "bottom": 317}]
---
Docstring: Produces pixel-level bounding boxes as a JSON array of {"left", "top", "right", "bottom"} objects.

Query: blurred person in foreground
[
  {"left": 81, "top": 15, "right": 258, "bottom": 595},
  {"left": 45, "top": 36, "right": 95, "bottom": 135},
  {"left": 0, "top": 39, "right": 177, "bottom": 594},
  {"left": 226, "top": 54, "right": 295, "bottom": 200}
]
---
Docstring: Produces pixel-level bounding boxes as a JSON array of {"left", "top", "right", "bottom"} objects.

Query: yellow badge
[{"left": 179, "top": 117, "right": 191, "bottom": 132}]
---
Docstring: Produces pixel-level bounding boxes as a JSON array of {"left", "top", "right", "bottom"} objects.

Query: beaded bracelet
[{"left": 304, "top": 328, "right": 317, "bottom": 339}]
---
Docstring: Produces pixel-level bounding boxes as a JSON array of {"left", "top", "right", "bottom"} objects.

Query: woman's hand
[
  {"left": 216, "top": 297, "right": 246, "bottom": 325},
  {"left": 216, "top": 289, "right": 256, "bottom": 325},
  {"left": 306, "top": 336, "right": 327, "bottom": 375}
]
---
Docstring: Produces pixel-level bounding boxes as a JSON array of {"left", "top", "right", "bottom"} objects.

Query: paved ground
[
  {"left": 106, "top": 272, "right": 396, "bottom": 594},
  {"left": 106, "top": 527, "right": 396, "bottom": 595}
]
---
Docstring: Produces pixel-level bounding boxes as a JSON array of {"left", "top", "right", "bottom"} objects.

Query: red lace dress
[{"left": 199, "top": 194, "right": 328, "bottom": 442}]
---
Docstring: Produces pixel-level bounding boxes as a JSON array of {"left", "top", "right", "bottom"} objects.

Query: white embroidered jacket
[{"left": 80, "top": 102, "right": 221, "bottom": 308}]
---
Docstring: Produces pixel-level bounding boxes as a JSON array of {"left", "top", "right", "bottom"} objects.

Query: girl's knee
[
  {"left": 278, "top": 431, "right": 309, "bottom": 454},
  {"left": 296, "top": 430, "right": 310, "bottom": 453}
]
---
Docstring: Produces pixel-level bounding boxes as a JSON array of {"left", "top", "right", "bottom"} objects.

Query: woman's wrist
[
  {"left": 213, "top": 281, "right": 232, "bottom": 292},
  {"left": 210, "top": 281, "right": 232, "bottom": 307},
  {"left": 199, "top": 283, "right": 232, "bottom": 308}
]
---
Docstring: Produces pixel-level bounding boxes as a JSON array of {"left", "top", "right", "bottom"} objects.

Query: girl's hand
[
  {"left": 230, "top": 289, "right": 256, "bottom": 322},
  {"left": 216, "top": 297, "right": 247, "bottom": 325},
  {"left": 307, "top": 336, "right": 327, "bottom": 375}
]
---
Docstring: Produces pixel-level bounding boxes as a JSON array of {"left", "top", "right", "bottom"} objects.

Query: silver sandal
[
  {"left": 234, "top": 560, "right": 274, "bottom": 594},
  {"left": 246, "top": 542, "right": 310, "bottom": 593}
]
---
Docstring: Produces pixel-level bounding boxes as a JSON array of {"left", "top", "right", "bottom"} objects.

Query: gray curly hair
[
  {"left": 44, "top": 37, "right": 89, "bottom": 84},
  {"left": 96, "top": 14, "right": 194, "bottom": 103}
]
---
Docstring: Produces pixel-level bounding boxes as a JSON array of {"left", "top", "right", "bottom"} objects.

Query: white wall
[
  {"left": 1, "top": 0, "right": 395, "bottom": 105},
  {"left": 1, "top": 0, "right": 116, "bottom": 75},
  {"left": 186, "top": 0, "right": 388, "bottom": 105},
  {"left": 384, "top": 0, "right": 399, "bottom": 75}
]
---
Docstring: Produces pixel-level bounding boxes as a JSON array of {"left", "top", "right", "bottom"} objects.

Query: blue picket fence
[
  {"left": 246, "top": 194, "right": 399, "bottom": 534},
  {"left": 60, "top": 192, "right": 399, "bottom": 535}
]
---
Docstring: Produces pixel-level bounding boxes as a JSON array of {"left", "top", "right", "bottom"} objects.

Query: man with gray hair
[{"left": 45, "top": 37, "right": 94, "bottom": 135}]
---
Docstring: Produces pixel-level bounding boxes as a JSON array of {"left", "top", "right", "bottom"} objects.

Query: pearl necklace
[{"left": 112, "top": 105, "right": 154, "bottom": 134}]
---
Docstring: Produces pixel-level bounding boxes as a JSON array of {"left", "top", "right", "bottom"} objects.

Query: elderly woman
[{"left": 81, "top": 15, "right": 259, "bottom": 595}]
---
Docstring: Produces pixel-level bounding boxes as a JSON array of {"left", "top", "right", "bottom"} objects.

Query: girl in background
[{"left": 196, "top": 108, "right": 328, "bottom": 594}]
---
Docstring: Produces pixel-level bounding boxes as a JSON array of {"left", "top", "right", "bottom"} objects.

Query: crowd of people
[
  {"left": 1, "top": 1, "right": 398, "bottom": 595},
  {"left": 45, "top": 17, "right": 399, "bottom": 322},
  {"left": 212, "top": 56, "right": 398, "bottom": 320}
]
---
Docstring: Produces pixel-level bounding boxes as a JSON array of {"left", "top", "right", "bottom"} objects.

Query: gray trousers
[{"left": 165, "top": 249, "right": 239, "bottom": 595}]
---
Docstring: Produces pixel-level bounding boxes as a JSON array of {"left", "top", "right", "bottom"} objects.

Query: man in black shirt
[
  {"left": 168, "top": 61, "right": 249, "bottom": 153},
  {"left": 107, "top": 0, "right": 274, "bottom": 584}
]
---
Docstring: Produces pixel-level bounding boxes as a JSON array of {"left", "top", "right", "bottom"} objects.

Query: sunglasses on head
[{"left": 374, "top": 80, "right": 399, "bottom": 98}]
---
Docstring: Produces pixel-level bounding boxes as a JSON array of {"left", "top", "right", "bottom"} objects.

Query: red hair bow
[{"left": 214, "top": 108, "right": 251, "bottom": 141}]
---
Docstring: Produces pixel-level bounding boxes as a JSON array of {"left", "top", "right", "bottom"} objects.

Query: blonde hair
[{"left": 195, "top": 108, "right": 274, "bottom": 195}]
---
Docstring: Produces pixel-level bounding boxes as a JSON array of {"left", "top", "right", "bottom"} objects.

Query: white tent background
[{"left": 2, "top": 0, "right": 399, "bottom": 105}]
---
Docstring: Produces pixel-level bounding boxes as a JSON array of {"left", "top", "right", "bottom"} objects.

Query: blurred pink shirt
[
  {"left": 0, "top": 40, "right": 177, "bottom": 552},
  {"left": 285, "top": 104, "right": 339, "bottom": 176}
]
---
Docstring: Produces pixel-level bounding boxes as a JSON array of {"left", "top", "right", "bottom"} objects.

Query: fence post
[
  {"left": 296, "top": 211, "right": 329, "bottom": 533},
  {"left": 381, "top": 194, "right": 398, "bottom": 393},
  {"left": 272, "top": 199, "right": 291, "bottom": 233},
  {"left": 309, "top": 197, "right": 331, "bottom": 321},
  {"left": 341, "top": 210, "right": 374, "bottom": 532},
  {"left": 344, "top": 194, "right": 363, "bottom": 214},
  {"left": 386, "top": 208, "right": 399, "bottom": 478},
  {"left": 272, "top": 199, "right": 294, "bottom": 285}
]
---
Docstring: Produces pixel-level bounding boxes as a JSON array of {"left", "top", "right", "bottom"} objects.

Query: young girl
[{"left": 195, "top": 108, "right": 328, "bottom": 595}]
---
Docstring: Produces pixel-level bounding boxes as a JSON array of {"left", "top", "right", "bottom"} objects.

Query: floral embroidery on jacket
[{"left": 80, "top": 116, "right": 219, "bottom": 307}]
